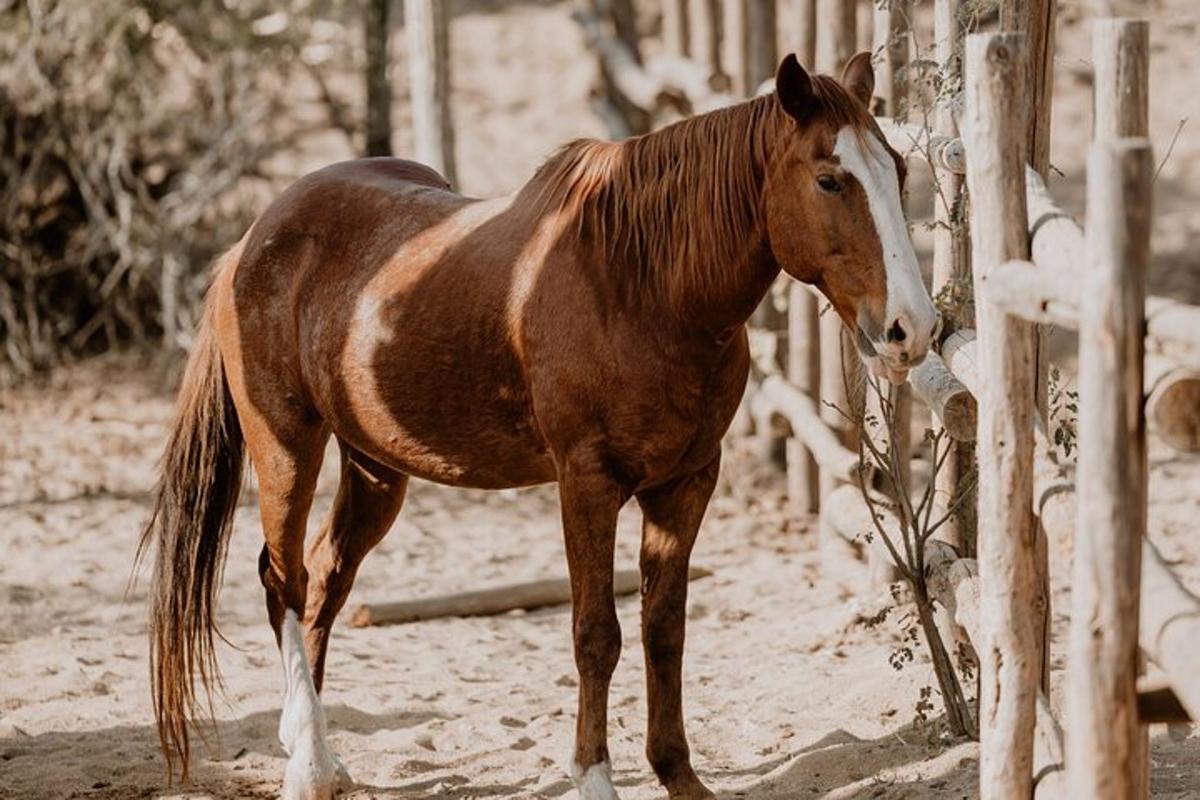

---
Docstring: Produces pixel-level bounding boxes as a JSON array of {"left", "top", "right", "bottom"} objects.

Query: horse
[{"left": 138, "top": 51, "right": 939, "bottom": 800}]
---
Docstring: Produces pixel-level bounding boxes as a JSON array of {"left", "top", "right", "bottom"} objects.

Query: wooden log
[
  {"left": 819, "top": 482, "right": 901, "bottom": 590},
  {"left": 909, "top": 351, "right": 976, "bottom": 442},
  {"left": 964, "top": 33, "right": 1039, "bottom": 799},
  {"left": 1146, "top": 361, "right": 1200, "bottom": 453},
  {"left": 987, "top": 464, "right": 1200, "bottom": 730},
  {"left": 644, "top": 55, "right": 738, "bottom": 113},
  {"left": 1140, "top": 538, "right": 1200, "bottom": 720},
  {"left": 1136, "top": 678, "right": 1191, "bottom": 724},
  {"left": 923, "top": 542, "right": 1067, "bottom": 799},
  {"left": 787, "top": 283, "right": 821, "bottom": 513},
  {"left": 406, "top": 0, "right": 456, "bottom": 186},
  {"left": 1146, "top": 296, "right": 1200, "bottom": 357},
  {"left": 981, "top": 258, "right": 1080, "bottom": 329},
  {"left": 876, "top": 117, "right": 967, "bottom": 174},
  {"left": 1066, "top": 137, "right": 1152, "bottom": 800},
  {"left": 1092, "top": 18, "right": 1149, "bottom": 141},
  {"left": 350, "top": 566, "right": 713, "bottom": 627},
  {"left": 759, "top": 374, "right": 865, "bottom": 482},
  {"left": 574, "top": 9, "right": 688, "bottom": 117}
]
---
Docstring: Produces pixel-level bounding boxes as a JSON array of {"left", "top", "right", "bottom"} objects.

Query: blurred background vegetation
[{"left": 0, "top": 0, "right": 368, "bottom": 383}]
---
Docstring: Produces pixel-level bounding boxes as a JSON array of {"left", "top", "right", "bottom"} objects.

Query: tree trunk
[{"left": 365, "top": 0, "right": 393, "bottom": 157}]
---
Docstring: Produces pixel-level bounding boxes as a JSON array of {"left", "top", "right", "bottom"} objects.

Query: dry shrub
[{"left": 0, "top": 0, "right": 352, "bottom": 384}]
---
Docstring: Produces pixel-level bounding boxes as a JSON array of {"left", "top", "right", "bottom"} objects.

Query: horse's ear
[
  {"left": 840, "top": 51, "right": 875, "bottom": 109},
  {"left": 776, "top": 53, "right": 817, "bottom": 123}
]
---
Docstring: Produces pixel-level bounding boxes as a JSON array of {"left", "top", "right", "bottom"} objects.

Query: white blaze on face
[{"left": 831, "top": 126, "right": 937, "bottom": 354}]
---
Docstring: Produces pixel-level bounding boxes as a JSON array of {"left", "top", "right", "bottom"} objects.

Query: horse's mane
[{"left": 525, "top": 74, "right": 876, "bottom": 310}]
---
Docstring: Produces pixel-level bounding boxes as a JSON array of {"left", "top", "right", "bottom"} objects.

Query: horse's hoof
[
  {"left": 667, "top": 777, "right": 717, "bottom": 800},
  {"left": 669, "top": 789, "right": 716, "bottom": 800},
  {"left": 572, "top": 760, "right": 620, "bottom": 800},
  {"left": 281, "top": 738, "right": 338, "bottom": 800}
]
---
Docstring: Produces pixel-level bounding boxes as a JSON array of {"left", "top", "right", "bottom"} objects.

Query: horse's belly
[{"left": 335, "top": 393, "right": 556, "bottom": 489}]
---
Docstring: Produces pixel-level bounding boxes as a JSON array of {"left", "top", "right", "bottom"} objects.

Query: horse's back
[{"left": 213, "top": 158, "right": 557, "bottom": 488}]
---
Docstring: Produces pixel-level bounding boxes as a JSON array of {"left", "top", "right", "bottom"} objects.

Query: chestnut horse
[{"left": 140, "top": 53, "right": 937, "bottom": 800}]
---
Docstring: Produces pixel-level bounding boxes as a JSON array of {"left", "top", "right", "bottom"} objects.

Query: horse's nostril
[{"left": 885, "top": 318, "right": 907, "bottom": 344}]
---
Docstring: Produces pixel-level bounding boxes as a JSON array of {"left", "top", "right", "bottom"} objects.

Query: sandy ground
[{"left": 3, "top": 0, "right": 1200, "bottom": 798}]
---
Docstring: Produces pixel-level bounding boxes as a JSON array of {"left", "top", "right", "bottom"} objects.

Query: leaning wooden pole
[
  {"left": 964, "top": 33, "right": 1039, "bottom": 799},
  {"left": 1066, "top": 136, "right": 1152, "bottom": 800},
  {"left": 407, "top": 0, "right": 457, "bottom": 187}
]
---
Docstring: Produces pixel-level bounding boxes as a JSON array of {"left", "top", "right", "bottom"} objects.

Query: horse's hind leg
[
  {"left": 636, "top": 456, "right": 720, "bottom": 800},
  {"left": 238, "top": 406, "right": 337, "bottom": 800},
  {"left": 301, "top": 441, "right": 408, "bottom": 784}
]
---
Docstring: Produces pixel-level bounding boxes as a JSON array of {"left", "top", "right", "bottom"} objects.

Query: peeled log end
[{"left": 1147, "top": 366, "right": 1200, "bottom": 453}]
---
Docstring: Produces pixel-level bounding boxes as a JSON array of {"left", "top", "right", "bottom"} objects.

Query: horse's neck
[{"left": 565, "top": 97, "right": 784, "bottom": 336}]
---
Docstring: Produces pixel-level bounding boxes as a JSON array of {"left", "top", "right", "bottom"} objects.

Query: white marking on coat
[
  {"left": 278, "top": 610, "right": 338, "bottom": 800},
  {"left": 572, "top": 759, "right": 620, "bottom": 800}
]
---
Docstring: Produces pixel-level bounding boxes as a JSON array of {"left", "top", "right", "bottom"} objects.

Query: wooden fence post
[
  {"left": 1093, "top": 18, "right": 1149, "bottom": 141},
  {"left": 816, "top": 0, "right": 856, "bottom": 75},
  {"left": 406, "top": 0, "right": 456, "bottom": 187},
  {"left": 792, "top": 0, "right": 817, "bottom": 68},
  {"left": 1000, "top": 0, "right": 1055, "bottom": 176},
  {"left": 688, "top": 0, "right": 722, "bottom": 82},
  {"left": 661, "top": 0, "right": 690, "bottom": 58},
  {"left": 1001, "top": 0, "right": 1056, "bottom": 696},
  {"left": 931, "top": 0, "right": 973, "bottom": 554},
  {"left": 787, "top": 285, "right": 821, "bottom": 513},
  {"left": 1087, "top": 17, "right": 1152, "bottom": 800},
  {"left": 1066, "top": 135, "right": 1152, "bottom": 800},
  {"left": 964, "top": 33, "right": 1039, "bottom": 799},
  {"left": 865, "top": 0, "right": 911, "bottom": 585},
  {"left": 724, "top": 0, "right": 778, "bottom": 96},
  {"left": 815, "top": 0, "right": 859, "bottom": 503},
  {"left": 872, "top": 0, "right": 911, "bottom": 118},
  {"left": 783, "top": 0, "right": 821, "bottom": 514}
]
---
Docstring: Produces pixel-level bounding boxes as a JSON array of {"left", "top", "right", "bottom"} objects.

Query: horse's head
[{"left": 763, "top": 52, "right": 940, "bottom": 385}]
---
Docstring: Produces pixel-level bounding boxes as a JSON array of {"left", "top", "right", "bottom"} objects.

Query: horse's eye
[{"left": 817, "top": 175, "right": 842, "bottom": 194}]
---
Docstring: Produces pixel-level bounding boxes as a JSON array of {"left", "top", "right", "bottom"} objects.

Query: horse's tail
[{"left": 136, "top": 255, "right": 245, "bottom": 780}]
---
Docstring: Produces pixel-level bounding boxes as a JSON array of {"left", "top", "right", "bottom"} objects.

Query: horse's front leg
[
  {"left": 558, "top": 456, "right": 626, "bottom": 800},
  {"left": 635, "top": 455, "right": 720, "bottom": 800}
]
